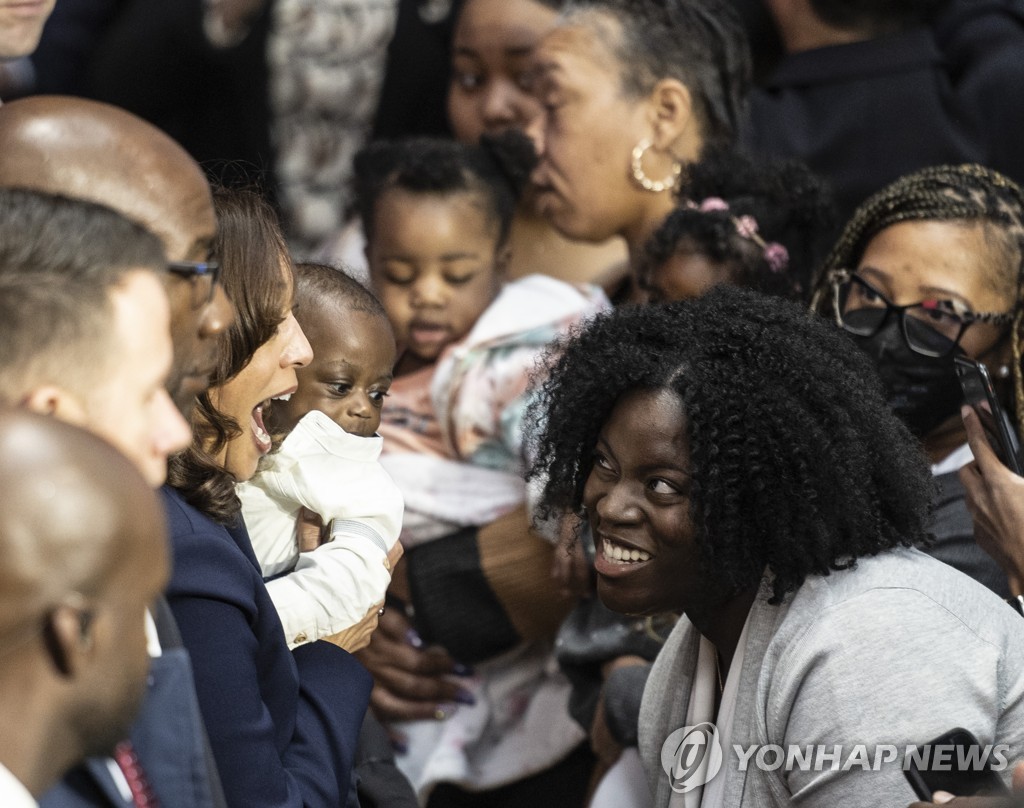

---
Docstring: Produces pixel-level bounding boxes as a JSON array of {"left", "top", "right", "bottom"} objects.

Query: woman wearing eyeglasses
[{"left": 811, "top": 163, "right": 1024, "bottom": 596}]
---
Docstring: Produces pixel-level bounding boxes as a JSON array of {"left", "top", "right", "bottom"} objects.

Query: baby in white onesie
[{"left": 238, "top": 263, "right": 402, "bottom": 648}]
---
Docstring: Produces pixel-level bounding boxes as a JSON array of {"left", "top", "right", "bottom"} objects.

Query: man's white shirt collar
[{"left": 0, "top": 761, "right": 39, "bottom": 807}]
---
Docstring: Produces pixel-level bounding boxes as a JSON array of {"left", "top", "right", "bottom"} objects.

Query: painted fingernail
[
  {"left": 454, "top": 688, "right": 476, "bottom": 706},
  {"left": 405, "top": 628, "right": 424, "bottom": 649},
  {"left": 390, "top": 736, "right": 409, "bottom": 755},
  {"left": 452, "top": 663, "right": 474, "bottom": 677}
]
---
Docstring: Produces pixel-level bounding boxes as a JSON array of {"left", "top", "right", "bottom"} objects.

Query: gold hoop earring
[{"left": 631, "top": 139, "right": 682, "bottom": 194}]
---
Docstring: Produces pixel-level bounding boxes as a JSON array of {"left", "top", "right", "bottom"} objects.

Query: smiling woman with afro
[{"left": 528, "top": 286, "right": 1024, "bottom": 807}]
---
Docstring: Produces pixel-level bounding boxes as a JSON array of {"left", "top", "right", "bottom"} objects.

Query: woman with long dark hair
[{"left": 164, "top": 187, "right": 371, "bottom": 807}]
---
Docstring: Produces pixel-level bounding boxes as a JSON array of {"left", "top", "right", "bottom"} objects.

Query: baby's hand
[
  {"left": 321, "top": 601, "right": 384, "bottom": 653},
  {"left": 385, "top": 541, "right": 403, "bottom": 574},
  {"left": 297, "top": 508, "right": 327, "bottom": 552}
]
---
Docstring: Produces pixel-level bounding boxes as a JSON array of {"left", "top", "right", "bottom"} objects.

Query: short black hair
[
  {"left": 0, "top": 186, "right": 165, "bottom": 281},
  {"left": 640, "top": 148, "right": 836, "bottom": 300},
  {"left": 294, "top": 262, "right": 387, "bottom": 320},
  {"left": 0, "top": 273, "right": 113, "bottom": 405},
  {"left": 0, "top": 187, "right": 166, "bottom": 406},
  {"left": 563, "top": 0, "right": 751, "bottom": 146},
  {"left": 354, "top": 129, "right": 536, "bottom": 246},
  {"left": 529, "top": 286, "right": 934, "bottom": 603}
]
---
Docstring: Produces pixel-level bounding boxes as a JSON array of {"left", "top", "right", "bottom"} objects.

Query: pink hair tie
[
  {"left": 763, "top": 243, "right": 790, "bottom": 273},
  {"left": 734, "top": 215, "right": 759, "bottom": 239},
  {"left": 682, "top": 196, "right": 790, "bottom": 274},
  {"left": 697, "top": 196, "right": 729, "bottom": 212}
]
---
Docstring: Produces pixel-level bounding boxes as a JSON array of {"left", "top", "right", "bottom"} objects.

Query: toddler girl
[
  {"left": 639, "top": 148, "right": 836, "bottom": 303},
  {"left": 355, "top": 133, "right": 609, "bottom": 803}
]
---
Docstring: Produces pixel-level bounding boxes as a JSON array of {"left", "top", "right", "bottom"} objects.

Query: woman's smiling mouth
[{"left": 601, "top": 538, "right": 652, "bottom": 564}]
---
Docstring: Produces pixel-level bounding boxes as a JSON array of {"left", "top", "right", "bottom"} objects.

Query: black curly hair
[
  {"left": 810, "top": 163, "right": 1024, "bottom": 438},
  {"left": 354, "top": 130, "right": 537, "bottom": 247},
  {"left": 528, "top": 286, "right": 934, "bottom": 604},
  {"left": 639, "top": 148, "right": 836, "bottom": 301},
  {"left": 562, "top": 0, "right": 751, "bottom": 147}
]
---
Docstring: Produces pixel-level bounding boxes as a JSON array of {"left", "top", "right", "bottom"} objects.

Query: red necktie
[{"left": 113, "top": 740, "right": 161, "bottom": 808}]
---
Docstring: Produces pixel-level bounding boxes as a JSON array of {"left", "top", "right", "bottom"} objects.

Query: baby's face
[
  {"left": 273, "top": 306, "right": 396, "bottom": 438},
  {"left": 645, "top": 244, "right": 732, "bottom": 303},
  {"left": 368, "top": 189, "right": 503, "bottom": 374}
]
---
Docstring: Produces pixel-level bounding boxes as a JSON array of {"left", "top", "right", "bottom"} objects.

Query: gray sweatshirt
[{"left": 640, "top": 547, "right": 1024, "bottom": 806}]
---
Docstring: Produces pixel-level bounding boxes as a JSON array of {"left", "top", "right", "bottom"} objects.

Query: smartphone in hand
[
  {"left": 955, "top": 356, "right": 1024, "bottom": 475},
  {"left": 903, "top": 727, "right": 1010, "bottom": 800}
]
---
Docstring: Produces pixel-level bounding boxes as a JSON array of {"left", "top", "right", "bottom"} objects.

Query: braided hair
[
  {"left": 810, "top": 164, "right": 1024, "bottom": 437},
  {"left": 528, "top": 287, "right": 934, "bottom": 604}
]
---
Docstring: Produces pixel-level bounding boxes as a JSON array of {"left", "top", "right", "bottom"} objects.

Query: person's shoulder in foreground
[
  {"left": 0, "top": 410, "right": 168, "bottom": 805},
  {"left": 160, "top": 485, "right": 372, "bottom": 808}
]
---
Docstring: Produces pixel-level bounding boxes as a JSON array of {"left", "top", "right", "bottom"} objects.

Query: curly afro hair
[{"left": 528, "top": 286, "right": 934, "bottom": 603}]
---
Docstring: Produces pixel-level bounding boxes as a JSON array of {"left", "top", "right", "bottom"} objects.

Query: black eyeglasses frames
[
  {"left": 167, "top": 260, "right": 221, "bottom": 309},
  {"left": 829, "top": 269, "right": 1013, "bottom": 358}
]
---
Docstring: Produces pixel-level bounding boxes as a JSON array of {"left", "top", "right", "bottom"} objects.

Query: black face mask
[{"left": 853, "top": 318, "right": 964, "bottom": 438}]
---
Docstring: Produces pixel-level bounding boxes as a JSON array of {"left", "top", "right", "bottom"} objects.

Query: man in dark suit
[
  {"left": 0, "top": 0, "right": 55, "bottom": 98},
  {"left": 0, "top": 98, "right": 235, "bottom": 808}
]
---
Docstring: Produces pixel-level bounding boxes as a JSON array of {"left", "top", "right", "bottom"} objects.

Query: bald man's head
[
  {"left": 0, "top": 97, "right": 215, "bottom": 260},
  {"left": 0, "top": 409, "right": 167, "bottom": 634},
  {"left": 0, "top": 96, "right": 234, "bottom": 413},
  {"left": 0, "top": 409, "right": 168, "bottom": 795}
]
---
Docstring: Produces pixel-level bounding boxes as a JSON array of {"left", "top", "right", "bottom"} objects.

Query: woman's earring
[
  {"left": 998, "top": 364, "right": 1012, "bottom": 379},
  {"left": 631, "top": 140, "right": 682, "bottom": 194}
]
